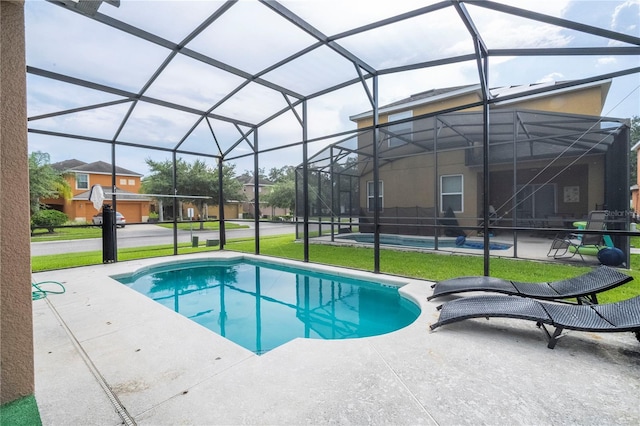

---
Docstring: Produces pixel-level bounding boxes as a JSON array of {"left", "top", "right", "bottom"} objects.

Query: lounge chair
[
  {"left": 547, "top": 210, "right": 607, "bottom": 261},
  {"left": 430, "top": 294, "right": 640, "bottom": 349},
  {"left": 428, "top": 265, "right": 632, "bottom": 304}
]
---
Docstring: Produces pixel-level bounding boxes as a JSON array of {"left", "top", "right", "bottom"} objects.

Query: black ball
[{"left": 597, "top": 247, "right": 624, "bottom": 266}]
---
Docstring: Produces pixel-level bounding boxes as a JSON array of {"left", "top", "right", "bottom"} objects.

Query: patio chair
[
  {"left": 429, "top": 294, "right": 640, "bottom": 349},
  {"left": 547, "top": 210, "right": 607, "bottom": 261},
  {"left": 427, "top": 265, "right": 632, "bottom": 304}
]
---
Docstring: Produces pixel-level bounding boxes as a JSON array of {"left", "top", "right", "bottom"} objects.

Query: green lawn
[
  {"left": 31, "top": 243, "right": 220, "bottom": 271},
  {"left": 31, "top": 233, "right": 640, "bottom": 304},
  {"left": 31, "top": 225, "right": 101, "bottom": 241}
]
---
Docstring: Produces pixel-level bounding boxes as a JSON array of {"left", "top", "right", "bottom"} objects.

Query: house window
[
  {"left": 387, "top": 111, "right": 413, "bottom": 148},
  {"left": 120, "top": 178, "right": 127, "bottom": 185},
  {"left": 76, "top": 173, "right": 89, "bottom": 190},
  {"left": 128, "top": 179, "right": 135, "bottom": 185},
  {"left": 440, "top": 174, "right": 463, "bottom": 213},
  {"left": 367, "top": 181, "right": 383, "bottom": 212}
]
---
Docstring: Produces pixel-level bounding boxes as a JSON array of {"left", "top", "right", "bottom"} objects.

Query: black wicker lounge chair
[
  {"left": 430, "top": 294, "right": 640, "bottom": 349},
  {"left": 428, "top": 265, "right": 632, "bottom": 304}
]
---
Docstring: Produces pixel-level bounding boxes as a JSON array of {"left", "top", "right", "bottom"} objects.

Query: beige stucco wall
[
  {"left": 1, "top": 0, "right": 34, "bottom": 404},
  {"left": 501, "top": 85, "right": 607, "bottom": 116}
]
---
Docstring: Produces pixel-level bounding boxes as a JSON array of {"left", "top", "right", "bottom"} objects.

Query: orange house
[{"left": 44, "top": 159, "right": 150, "bottom": 224}]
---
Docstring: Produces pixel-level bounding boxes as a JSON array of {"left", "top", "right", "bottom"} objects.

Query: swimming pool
[
  {"left": 336, "top": 233, "right": 512, "bottom": 250},
  {"left": 114, "top": 258, "right": 420, "bottom": 355}
]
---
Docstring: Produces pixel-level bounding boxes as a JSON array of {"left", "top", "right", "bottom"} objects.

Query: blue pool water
[
  {"left": 114, "top": 258, "right": 420, "bottom": 355},
  {"left": 337, "top": 233, "right": 512, "bottom": 250}
]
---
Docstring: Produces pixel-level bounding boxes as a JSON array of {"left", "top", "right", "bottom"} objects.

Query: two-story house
[
  {"left": 237, "top": 174, "right": 290, "bottom": 219},
  {"left": 44, "top": 160, "right": 151, "bottom": 224},
  {"left": 343, "top": 79, "right": 629, "bottom": 236}
]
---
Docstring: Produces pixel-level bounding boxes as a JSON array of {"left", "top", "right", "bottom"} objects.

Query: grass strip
[{"left": 31, "top": 243, "right": 220, "bottom": 271}]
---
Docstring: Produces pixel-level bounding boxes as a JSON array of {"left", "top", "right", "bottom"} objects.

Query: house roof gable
[
  {"left": 50, "top": 159, "right": 87, "bottom": 171},
  {"left": 54, "top": 160, "right": 142, "bottom": 176}
]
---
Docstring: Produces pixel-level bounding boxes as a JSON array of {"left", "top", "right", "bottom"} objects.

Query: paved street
[{"left": 31, "top": 222, "right": 296, "bottom": 256}]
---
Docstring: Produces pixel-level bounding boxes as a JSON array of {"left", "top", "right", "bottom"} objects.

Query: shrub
[
  {"left": 148, "top": 211, "right": 159, "bottom": 223},
  {"left": 31, "top": 209, "right": 68, "bottom": 233}
]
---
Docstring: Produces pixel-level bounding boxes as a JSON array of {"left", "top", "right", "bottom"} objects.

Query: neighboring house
[
  {"left": 44, "top": 160, "right": 150, "bottom": 223},
  {"left": 237, "top": 174, "right": 290, "bottom": 219},
  {"left": 163, "top": 201, "right": 242, "bottom": 222},
  {"left": 342, "top": 79, "right": 629, "bottom": 236}
]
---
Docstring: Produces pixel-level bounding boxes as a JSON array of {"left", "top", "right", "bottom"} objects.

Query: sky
[{"left": 24, "top": 0, "right": 640, "bottom": 177}]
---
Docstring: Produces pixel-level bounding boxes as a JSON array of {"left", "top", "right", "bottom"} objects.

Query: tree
[
  {"left": 31, "top": 209, "right": 68, "bottom": 234},
  {"left": 267, "top": 165, "right": 295, "bottom": 183},
  {"left": 631, "top": 116, "right": 639, "bottom": 185},
  {"left": 28, "top": 151, "right": 72, "bottom": 214},
  {"left": 263, "top": 179, "right": 296, "bottom": 212},
  {"left": 141, "top": 158, "right": 244, "bottom": 228},
  {"left": 262, "top": 166, "right": 296, "bottom": 214}
]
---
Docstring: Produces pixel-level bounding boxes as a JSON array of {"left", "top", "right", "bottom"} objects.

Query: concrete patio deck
[{"left": 32, "top": 252, "right": 639, "bottom": 425}]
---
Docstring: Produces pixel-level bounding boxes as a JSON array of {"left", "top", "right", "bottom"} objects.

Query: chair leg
[
  {"left": 538, "top": 323, "right": 564, "bottom": 349},
  {"left": 577, "top": 293, "right": 597, "bottom": 305},
  {"left": 547, "top": 326, "right": 564, "bottom": 349},
  {"left": 548, "top": 237, "right": 570, "bottom": 258}
]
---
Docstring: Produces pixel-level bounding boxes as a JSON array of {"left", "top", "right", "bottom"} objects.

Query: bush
[{"left": 31, "top": 209, "right": 68, "bottom": 233}]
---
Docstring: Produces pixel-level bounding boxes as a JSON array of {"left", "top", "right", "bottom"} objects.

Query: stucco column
[{"left": 0, "top": 0, "right": 34, "bottom": 404}]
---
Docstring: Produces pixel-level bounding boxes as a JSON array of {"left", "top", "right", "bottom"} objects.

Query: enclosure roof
[{"left": 26, "top": 1, "right": 640, "bottom": 163}]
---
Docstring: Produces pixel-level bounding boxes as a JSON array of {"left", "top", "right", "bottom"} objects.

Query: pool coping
[{"left": 32, "top": 251, "right": 640, "bottom": 425}]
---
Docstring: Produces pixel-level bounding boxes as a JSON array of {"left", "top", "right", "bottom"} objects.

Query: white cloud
[
  {"left": 536, "top": 72, "right": 565, "bottom": 84},
  {"left": 606, "top": 0, "right": 640, "bottom": 46},
  {"left": 611, "top": 0, "right": 640, "bottom": 34}
]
